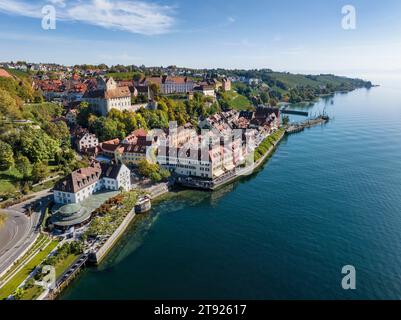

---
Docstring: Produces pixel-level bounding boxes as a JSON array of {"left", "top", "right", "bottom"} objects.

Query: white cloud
[
  {"left": 48, "top": 0, "right": 66, "bottom": 8},
  {"left": 0, "top": 0, "right": 176, "bottom": 35}
]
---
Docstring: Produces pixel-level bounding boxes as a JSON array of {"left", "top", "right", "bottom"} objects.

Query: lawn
[
  {"left": 0, "top": 235, "right": 47, "bottom": 282},
  {"left": 220, "top": 90, "right": 252, "bottom": 111},
  {"left": 229, "top": 95, "right": 252, "bottom": 110},
  {"left": 0, "top": 240, "right": 58, "bottom": 300},
  {"left": 0, "top": 167, "right": 22, "bottom": 196},
  {"left": 20, "top": 285, "right": 43, "bottom": 300},
  {"left": 0, "top": 164, "right": 60, "bottom": 197},
  {"left": 55, "top": 254, "right": 80, "bottom": 278}
]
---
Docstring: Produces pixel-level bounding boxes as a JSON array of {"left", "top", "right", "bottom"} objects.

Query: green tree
[
  {"left": 149, "top": 83, "right": 160, "bottom": 98},
  {"left": 13, "top": 287, "right": 25, "bottom": 300},
  {"left": 15, "top": 155, "right": 31, "bottom": 179},
  {"left": 76, "top": 102, "right": 92, "bottom": 127},
  {"left": 137, "top": 159, "right": 170, "bottom": 183},
  {"left": 31, "top": 162, "right": 49, "bottom": 183},
  {"left": 20, "top": 129, "right": 60, "bottom": 163},
  {"left": 0, "top": 88, "right": 21, "bottom": 119},
  {"left": 260, "top": 92, "right": 270, "bottom": 104},
  {"left": 0, "top": 141, "right": 14, "bottom": 171},
  {"left": 44, "top": 121, "right": 70, "bottom": 145}
]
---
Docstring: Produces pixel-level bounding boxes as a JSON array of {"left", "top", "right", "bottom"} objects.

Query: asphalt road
[{"left": 0, "top": 189, "right": 52, "bottom": 276}]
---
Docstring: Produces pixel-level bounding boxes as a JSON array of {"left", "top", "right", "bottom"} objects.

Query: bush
[{"left": 138, "top": 159, "right": 170, "bottom": 183}]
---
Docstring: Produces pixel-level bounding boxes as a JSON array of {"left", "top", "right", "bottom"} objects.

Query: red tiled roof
[{"left": 54, "top": 163, "right": 102, "bottom": 193}]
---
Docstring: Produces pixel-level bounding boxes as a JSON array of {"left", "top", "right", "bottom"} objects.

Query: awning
[
  {"left": 213, "top": 169, "right": 225, "bottom": 178},
  {"left": 224, "top": 164, "right": 235, "bottom": 171}
]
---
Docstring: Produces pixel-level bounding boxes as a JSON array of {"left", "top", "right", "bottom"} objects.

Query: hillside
[
  {"left": 229, "top": 71, "right": 372, "bottom": 104},
  {"left": 0, "top": 69, "right": 43, "bottom": 119},
  {"left": 0, "top": 71, "right": 84, "bottom": 199}
]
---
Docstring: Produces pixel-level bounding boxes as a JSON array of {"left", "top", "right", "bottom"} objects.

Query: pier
[
  {"left": 280, "top": 109, "right": 309, "bottom": 117},
  {"left": 285, "top": 115, "right": 329, "bottom": 134}
]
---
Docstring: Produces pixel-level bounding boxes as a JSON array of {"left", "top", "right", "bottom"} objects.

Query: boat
[{"left": 135, "top": 196, "right": 152, "bottom": 214}]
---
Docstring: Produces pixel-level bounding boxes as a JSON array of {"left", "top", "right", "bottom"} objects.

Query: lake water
[{"left": 62, "top": 78, "right": 401, "bottom": 300}]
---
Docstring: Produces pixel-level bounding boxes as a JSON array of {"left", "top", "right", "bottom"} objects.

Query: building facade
[
  {"left": 139, "top": 76, "right": 195, "bottom": 95},
  {"left": 77, "top": 133, "right": 99, "bottom": 152},
  {"left": 82, "top": 77, "right": 131, "bottom": 116},
  {"left": 53, "top": 162, "right": 131, "bottom": 204}
]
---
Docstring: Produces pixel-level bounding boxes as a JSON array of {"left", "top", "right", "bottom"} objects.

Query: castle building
[{"left": 82, "top": 77, "right": 131, "bottom": 116}]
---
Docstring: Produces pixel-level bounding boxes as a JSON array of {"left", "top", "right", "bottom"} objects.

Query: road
[{"left": 0, "top": 189, "right": 52, "bottom": 276}]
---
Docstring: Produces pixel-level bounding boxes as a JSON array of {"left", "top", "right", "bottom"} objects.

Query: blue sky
[{"left": 1, "top": 0, "right": 401, "bottom": 78}]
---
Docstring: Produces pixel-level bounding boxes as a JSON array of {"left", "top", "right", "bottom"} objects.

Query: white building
[
  {"left": 53, "top": 162, "right": 131, "bottom": 204},
  {"left": 138, "top": 76, "right": 195, "bottom": 95},
  {"left": 82, "top": 77, "right": 131, "bottom": 116},
  {"left": 77, "top": 133, "right": 99, "bottom": 152},
  {"left": 194, "top": 84, "right": 216, "bottom": 99},
  {"left": 157, "top": 144, "right": 236, "bottom": 180}
]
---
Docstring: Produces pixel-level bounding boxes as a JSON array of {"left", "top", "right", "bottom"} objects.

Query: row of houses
[
  {"left": 136, "top": 76, "right": 231, "bottom": 95},
  {"left": 35, "top": 73, "right": 231, "bottom": 117},
  {"left": 54, "top": 103, "right": 279, "bottom": 206}
]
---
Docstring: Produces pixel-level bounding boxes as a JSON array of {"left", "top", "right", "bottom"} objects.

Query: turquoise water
[{"left": 62, "top": 81, "right": 401, "bottom": 300}]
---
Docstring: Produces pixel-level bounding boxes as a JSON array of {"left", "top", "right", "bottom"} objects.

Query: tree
[
  {"left": 15, "top": 155, "right": 31, "bottom": 179},
  {"left": 0, "top": 141, "right": 14, "bottom": 171},
  {"left": 149, "top": 83, "right": 160, "bottom": 98},
  {"left": 20, "top": 129, "right": 60, "bottom": 163},
  {"left": 21, "top": 181, "right": 30, "bottom": 195},
  {"left": 260, "top": 92, "right": 270, "bottom": 104},
  {"left": 159, "top": 168, "right": 171, "bottom": 181},
  {"left": 0, "top": 88, "right": 21, "bottom": 119},
  {"left": 137, "top": 159, "right": 157, "bottom": 177},
  {"left": 13, "top": 287, "right": 25, "bottom": 300},
  {"left": 269, "top": 98, "right": 278, "bottom": 107},
  {"left": 137, "top": 159, "right": 170, "bottom": 183},
  {"left": 44, "top": 121, "right": 70, "bottom": 145},
  {"left": 31, "top": 162, "right": 49, "bottom": 183},
  {"left": 76, "top": 102, "right": 92, "bottom": 127}
]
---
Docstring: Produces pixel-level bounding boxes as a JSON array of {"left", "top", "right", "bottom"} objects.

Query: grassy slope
[
  {"left": 0, "top": 167, "right": 22, "bottom": 195},
  {"left": 268, "top": 72, "right": 319, "bottom": 87},
  {"left": 267, "top": 72, "right": 369, "bottom": 90},
  {"left": 221, "top": 90, "right": 252, "bottom": 111}
]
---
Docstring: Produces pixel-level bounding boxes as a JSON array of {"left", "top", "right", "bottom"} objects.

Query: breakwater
[{"left": 285, "top": 115, "right": 329, "bottom": 134}]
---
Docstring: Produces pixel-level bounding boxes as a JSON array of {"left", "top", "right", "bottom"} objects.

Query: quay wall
[{"left": 93, "top": 208, "right": 136, "bottom": 265}]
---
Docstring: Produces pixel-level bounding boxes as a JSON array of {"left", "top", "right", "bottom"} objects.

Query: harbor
[{"left": 285, "top": 115, "right": 330, "bottom": 134}]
